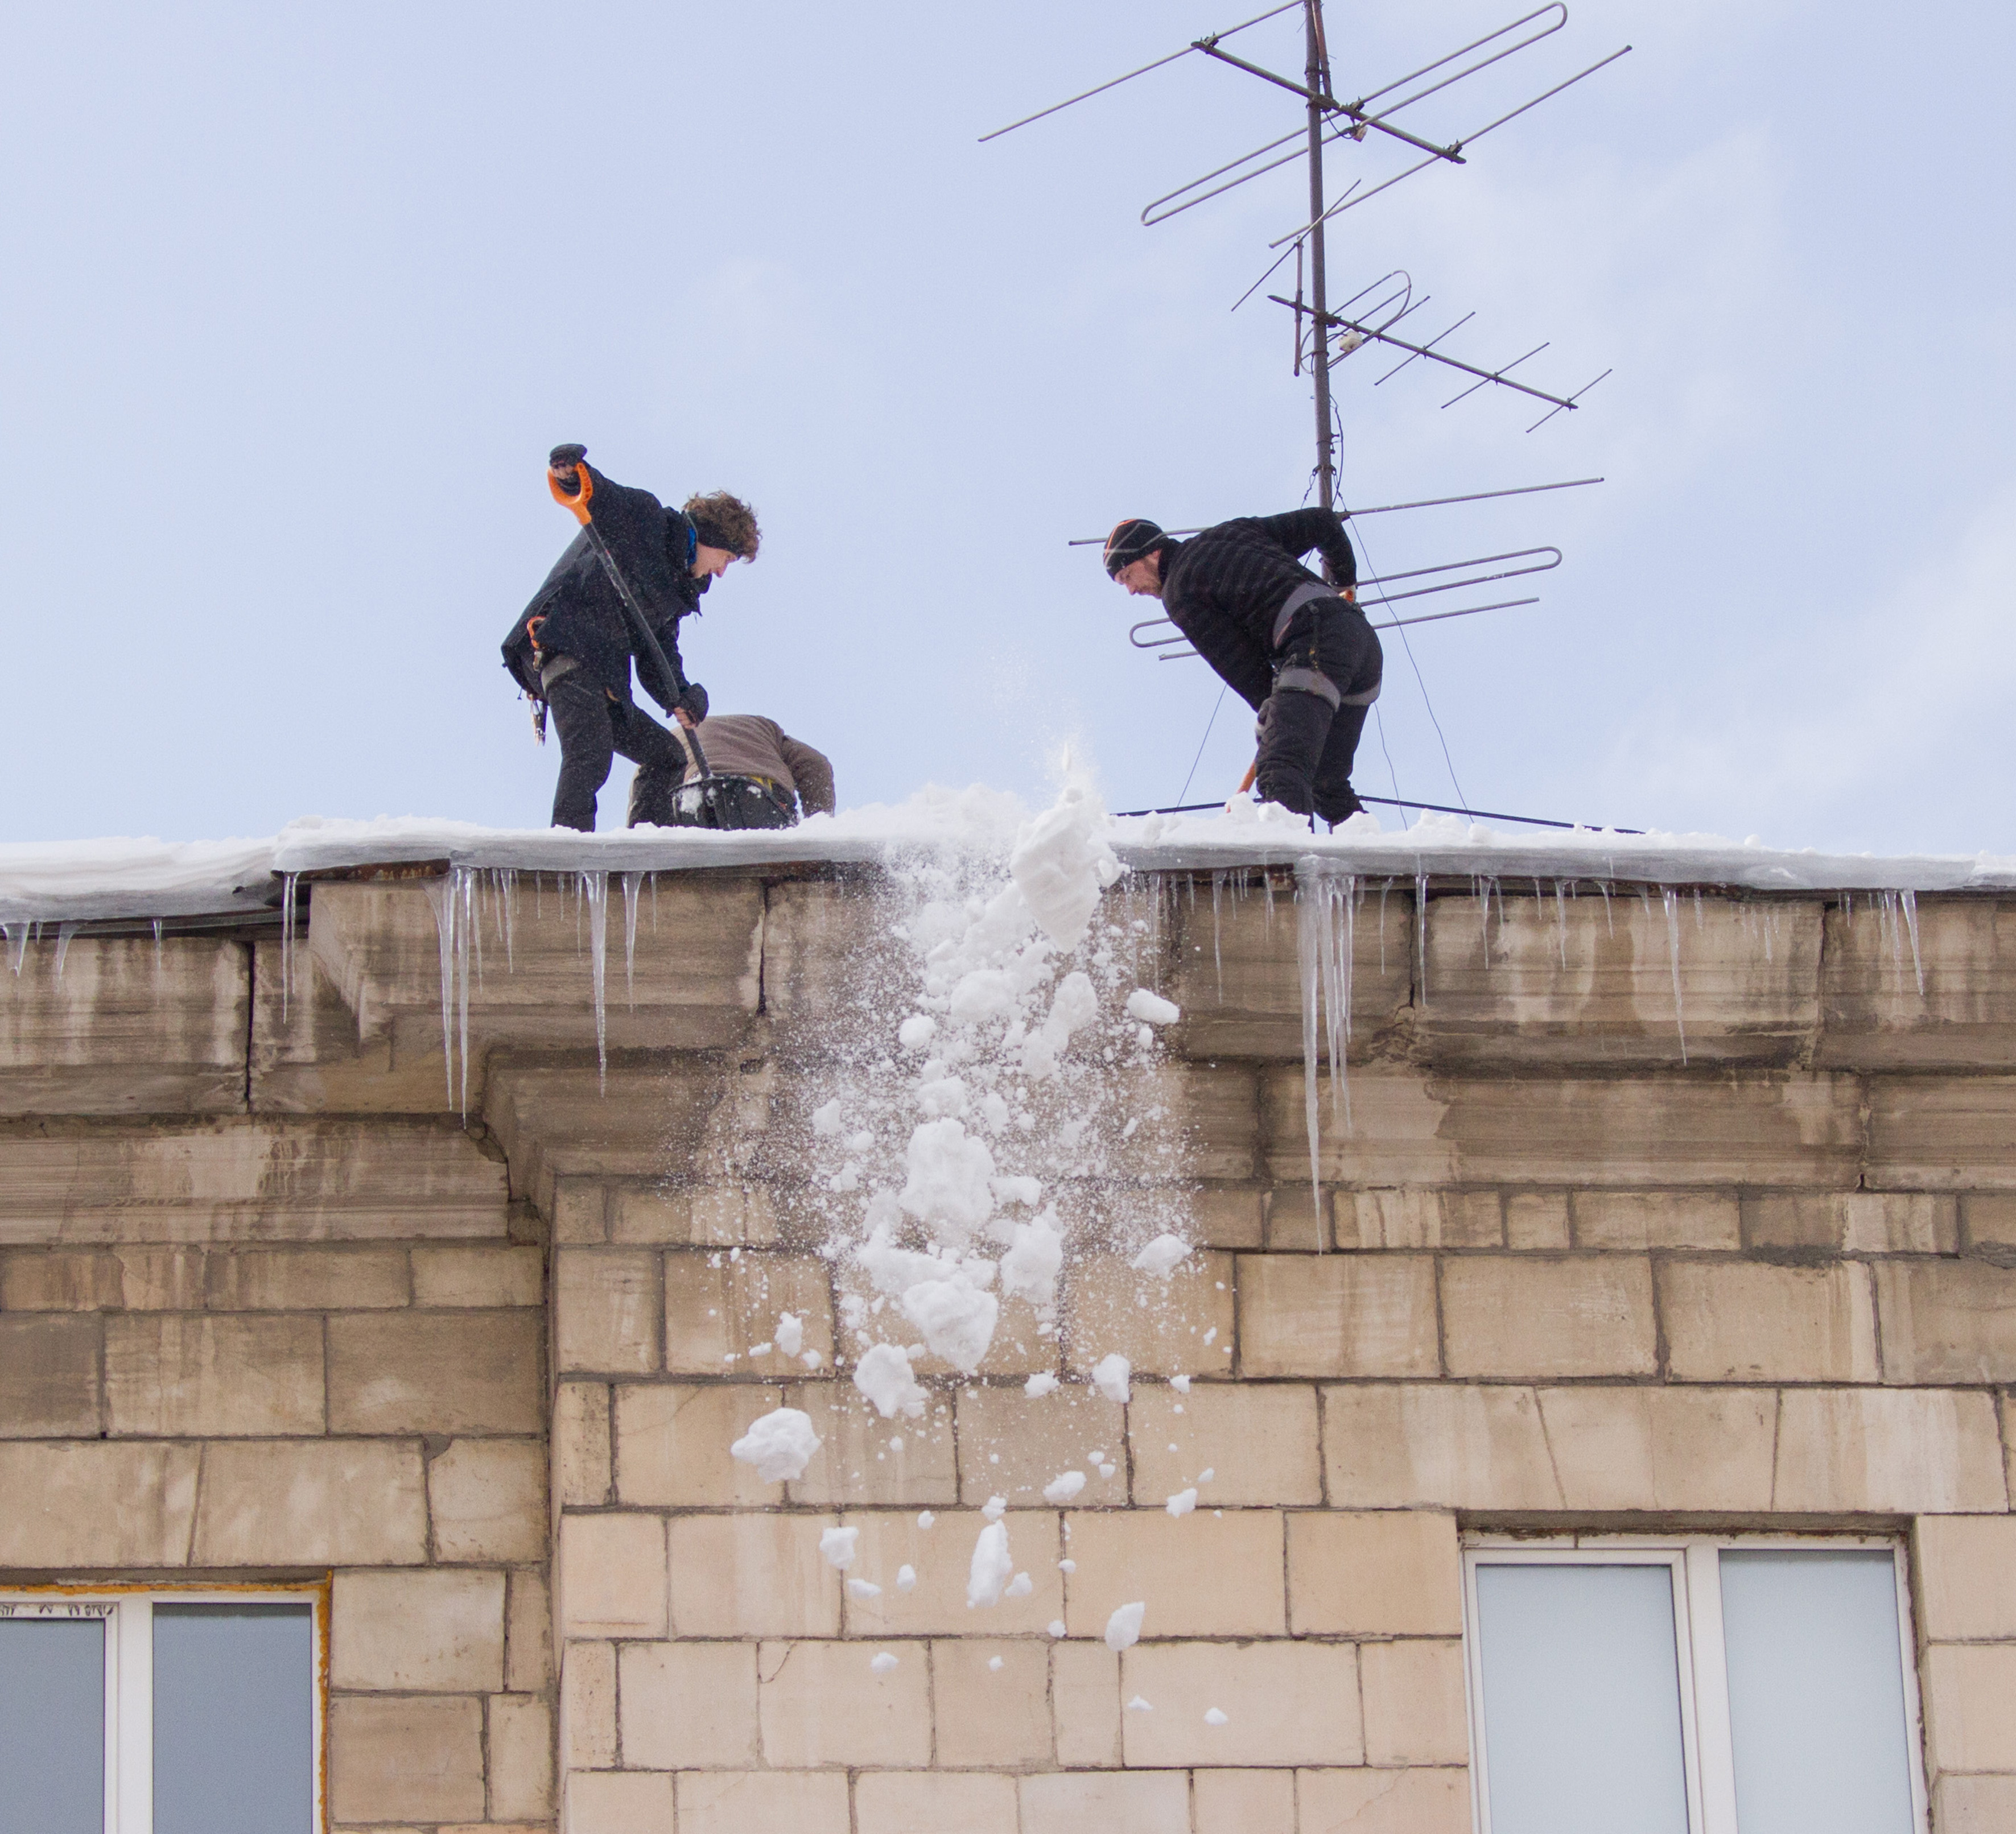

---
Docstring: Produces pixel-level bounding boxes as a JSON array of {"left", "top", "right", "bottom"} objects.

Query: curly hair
[{"left": 683, "top": 490, "right": 761, "bottom": 561}]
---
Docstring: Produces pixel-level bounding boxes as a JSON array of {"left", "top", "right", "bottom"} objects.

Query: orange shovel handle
[
  {"left": 1237, "top": 758, "right": 1258, "bottom": 795},
  {"left": 549, "top": 462, "right": 595, "bottom": 526}
]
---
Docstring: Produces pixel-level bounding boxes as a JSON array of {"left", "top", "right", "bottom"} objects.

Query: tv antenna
[{"left": 982, "top": 1, "right": 1629, "bottom": 509}]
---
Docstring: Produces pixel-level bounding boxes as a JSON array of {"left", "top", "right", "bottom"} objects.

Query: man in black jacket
[
  {"left": 501, "top": 457, "right": 760, "bottom": 831},
  {"left": 1105, "top": 507, "right": 1380, "bottom": 826}
]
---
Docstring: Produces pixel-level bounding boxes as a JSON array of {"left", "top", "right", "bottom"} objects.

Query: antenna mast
[{"left": 1304, "top": 0, "right": 1335, "bottom": 510}]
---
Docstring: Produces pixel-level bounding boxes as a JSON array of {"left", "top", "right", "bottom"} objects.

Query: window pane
[
  {"left": 1719, "top": 1551, "right": 1915, "bottom": 1834},
  {"left": 154, "top": 1603, "right": 314, "bottom": 1834},
  {"left": 0, "top": 1616, "right": 104, "bottom": 1834},
  {"left": 1474, "top": 1562, "right": 1691, "bottom": 1834}
]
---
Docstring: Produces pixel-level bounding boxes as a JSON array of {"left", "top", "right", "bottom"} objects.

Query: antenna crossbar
[
  {"left": 1192, "top": 43, "right": 1465, "bottom": 163},
  {"left": 978, "top": 0, "right": 1302, "bottom": 142},
  {"left": 1269, "top": 295, "right": 1580, "bottom": 412},
  {"left": 1066, "top": 475, "right": 1605, "bottom": 547}
]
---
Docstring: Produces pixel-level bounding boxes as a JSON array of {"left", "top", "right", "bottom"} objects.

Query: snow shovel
[{"left": 547, "top": 444, "right": 727, "bottom": 824}]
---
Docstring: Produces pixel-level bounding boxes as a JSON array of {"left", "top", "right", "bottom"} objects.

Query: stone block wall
[
  {"left": 6, "top": 871, "right": 2016, "bottom": 1831},
  {"left": 0, "top": 933, "right": 554, "bottom": 1833}
]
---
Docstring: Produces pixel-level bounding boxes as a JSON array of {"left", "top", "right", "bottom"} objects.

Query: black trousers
[
  {"left": 1254, "top": 599, "right": 1384, "bottom": 827},
  {"left": 546, "top": 671, "right": 688, "bottom": 832},
  {"left": 630, "top": 771, "right": 798, "bottom": 831}
]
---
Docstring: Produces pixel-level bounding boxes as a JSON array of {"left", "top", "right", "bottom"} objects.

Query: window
[
  {"left": 0, "top": 1588, "right": 324, "bottom": 1834},
  {"left": 1463, "top": 1538, "right": 1927, "bottom": 1834}
]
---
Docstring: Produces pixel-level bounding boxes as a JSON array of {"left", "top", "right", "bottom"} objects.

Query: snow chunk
[
  {"left": 981, "top": 1494, "right": 1008, "bottom": 1522},
  {"left": 1106, "top": 1601, "right": 1146, "bottom": 1651},
  {"left": 897, "top": 1014, "right": 936, "bottom": 1051},
  {"left": 1020, "top": 970, "right": 1100, "bottom": 1079},
  {"left": 989, "top": 1655, "right": 1005, "bottom": 1671},
  {"left": 1126, "top": 988, "right": 1181, "bottom": 1026},
  {"left": 1171, "top": 1374, "right": 1192, "bottom": 1395},
  {"left": 1009, "top": 786, "right": 1121, "bottom": 949},
  {"left": 917, "top": 1511, "right": 935, "bottom": 1529},
  {"left": 846, "top": 1577, "right": 882, "bottom": 1600},
  {"left": 1198, "top": 1467, "right": 1214, "bottom": 1484},
  {"left": 915, "top": 1076, "right": 970, "bottom": 1118},
  {"left": 1043, "top": 1470, "right": 1087, "bottom": 1505},
  {"left": 1165, "top": 1488, "right": 1198, "bottom": 1517},
  {"left": 1048, "top": 1619, "right": 1067, "bottom": 1638},
  {"left": 728, "top": 1406, "right": 821, "bottom": 1484},
  {"left": 967, "top": 1521, "right": 1013, "bottom": 1608},
  {"left": 811, "top": 1098, "right": 844, "bottom": 1136},
  {"left": 871, "top": 1651, "right": 899, "bottom": 1674},
  {"left": 897, "top": 1118, "right": 996, "bottom": 1241},
  {"left": 999, "top": 1209, "right": 1065, "bottom": 1309},
  {"left": 854, "top": 1343, "right": 927, "bottom": 1420},
  {"left": 896, "top": 1564, "right": 918, "bottom": 1593},
  {"left": 819, "top": 1525, "right": 860, "bottom": 1571},
  {"left": 774, "top": 1312, "right": 805, "bottom": 1358},
  {"left": 901, "top": 1277, "right": 1000, "bottom": 1374},
  {"left": 949, "top": 968, "right": 1015, "bottom": 1023},
  {"left": 992, "top": 1174, "right": 1043, "bottom": 1207},
  {"left": 1024, "top": 1372, "right": 1060, "bottom": 1398},
  {"left": 1091, "top": 1353, "right": 1132, "bottom": 1405},
  {"left": 1005, "top": 1572, "right": 1033, "bottom": 1598},
  {"left": 1205, "top": 1707, "right": 1229, "bottom": 1726},
  {"left": 1129, "top": 1234, "right": 1192, "bottom": 1279},
  {"left": 1127, "top": 1695, "right": 1154, "bottom": 1712}
]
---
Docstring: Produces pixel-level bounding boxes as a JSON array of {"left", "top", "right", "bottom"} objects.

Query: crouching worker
[
  {"left": 1104, "top": 507, "right": 1381, "bottom": 827},
  {"left": 501, "top": 445, "right": 760, "bottom": 831},
  {"left": 629, "top": 714, "right": 835, "bottom": 831}
]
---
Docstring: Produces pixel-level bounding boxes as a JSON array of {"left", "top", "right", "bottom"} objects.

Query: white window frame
[
  {"left": 0, "top": 1584, "right": 327, "bottom": 1834},
  {"left": 1461, "top": 1534, "right": 1929, "bottom": 1834}
]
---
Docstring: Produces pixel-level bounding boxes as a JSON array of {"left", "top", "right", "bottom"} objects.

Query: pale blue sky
[{"left": 3, "top": 1, "right": 2011, "bottom": 854}]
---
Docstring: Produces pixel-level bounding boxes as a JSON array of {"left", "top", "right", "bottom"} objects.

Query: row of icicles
[{"left": 6, "top": 868, "right": 1912, "bottom": 1134}]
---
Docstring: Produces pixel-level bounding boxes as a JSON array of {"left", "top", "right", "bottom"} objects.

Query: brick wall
[{"left": 6, "top": 871, "right": 2016, "bottom": 1832}]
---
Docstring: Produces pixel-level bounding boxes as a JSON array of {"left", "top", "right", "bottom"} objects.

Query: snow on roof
[{"left": 2, "top": 787, "right": 2013, "bottom": 924}]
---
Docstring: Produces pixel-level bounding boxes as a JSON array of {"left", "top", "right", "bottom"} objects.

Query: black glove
[
  {"left": 549, "top": 443, "right": 587, "bottom": 491},
  {"left": 679, "top": 682, "right": 710, "bottom": 725}
]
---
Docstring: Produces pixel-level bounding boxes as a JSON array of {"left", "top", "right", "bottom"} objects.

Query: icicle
[
  {"left": 1415, "top": 871, "right": 1429, "bottom": 1007},
  {"left": 650, "top": 871, "right": 659, "bottom": 932},
  {"left": 1900, "top": 888, "right": 1924, "bottom": 997},
  {"left": 580, "top": 870, "right": 609, "bottom": 1088},
  {"left": 1210, "top": 871, "right": 1225, "bottom": 999},
  {"left": 5, "top": 923, "right": 27, "bottom": 976},
  {"left": 456, "top": 869, "right": 474, "bottom": 1115},
  {"left": 501, "top": 869, "right": 517, "bottom": 972},
  {"left": 1660, "top": 887, "right": 1688, "bottom": 1063},
  {"left": 470, "top": 871, "right": 486, "bottom": 993},
  {"left": 423, "top": 874, "right": 459, "bottom": 1106},
  {"left": 1598, "top": 879, "right": 1614, "bottom": 936},
  {"left": 1295, "top": 860, "right": 1326, "bottom": 1238},
  {"left": 1553, "top": 879, "right": 1570, "bottom": 968},
  {"left": 1693, "top": 887, "right": 1704, "bottom": 931},
  {"left": 53, "top": 921, "right": 80, "bottom": 980},
  {"left": 1377, "top": 878, "right": 1391, "bottom": 976},
  {"left": 622, "top": 871, "right": 643, "bottom": 1009},
  {"left": 151, "top": 917, "right": 164, "bottom": 973},
  {"left": 279, "top": 871, "right": 298, "bottom": 1021}
]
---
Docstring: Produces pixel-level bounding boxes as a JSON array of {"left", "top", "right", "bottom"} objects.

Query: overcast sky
[{"left": 3, "top": 0, "right": 2011, "bottom": 856}]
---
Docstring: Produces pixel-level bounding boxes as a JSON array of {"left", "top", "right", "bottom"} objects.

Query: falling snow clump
[
  {"left": 1106, "top": 1600, "right": 1146, "bottom": 1651},
  {"left": 728, "top": 1407, "right": 821, "bottom": 1484}
]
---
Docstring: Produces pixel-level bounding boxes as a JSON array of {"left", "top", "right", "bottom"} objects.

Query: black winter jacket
[
  {"left": 1160, "top": 509, "right": 1358, "bottom": 710},
  {"left": 501, "top": 462, "right": 707, "bottom": 716}
]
